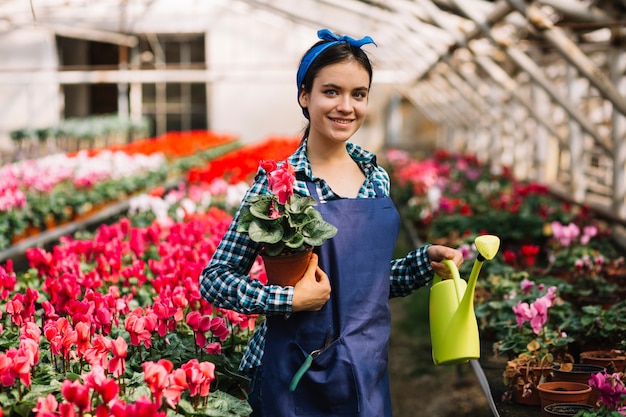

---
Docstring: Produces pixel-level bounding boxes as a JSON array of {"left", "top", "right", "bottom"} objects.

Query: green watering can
[{"left": 429, "top": 235, "right": 500, "bottom": 366}]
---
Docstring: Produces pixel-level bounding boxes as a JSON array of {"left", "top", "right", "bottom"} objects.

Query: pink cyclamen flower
[
  {"left": 182, "top": 359, "right": 216, "bottom": 398},
  {"left": 83, "top": 335, "right": 112, "bottom": 368},
  {"left": 512, "top": 301, "right": 533, "bottom": 328},
  {"left": 264, "top": 161, "right": 295, "bottom": 205},
  {"left": 205, "top": 342, "right": 222, "bottom": 355},
  {"left": 551, "top": 221, "right": 578, "bottom": 247},
  {"left": 33, "top": 394, "right": 58, "bottom": 417},
  {"left": 519, "top": 278, "right": 535, "bottom": 294},
  {"left": 580, "top": 225, "right": 598, "bottom": 244},
  {"left": 83, "top": 365, "right": 119, "bottom": 404},
  {"left": 209, "top": 317, "right": 230, "bottom": 341},
  {"left": 529, "top": 298, "right": 550, "bottom": 334}
]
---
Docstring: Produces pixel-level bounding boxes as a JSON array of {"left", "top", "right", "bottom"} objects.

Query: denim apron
[{"left": 259, "top": 178, "right": 400, "bottom": 417}]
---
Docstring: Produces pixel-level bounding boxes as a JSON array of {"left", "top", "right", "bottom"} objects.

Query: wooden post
[{"left": 609, "top": 37, "right": 626, "bottom": 218}]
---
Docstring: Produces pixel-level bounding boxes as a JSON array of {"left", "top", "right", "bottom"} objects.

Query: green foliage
[
  {"left": 564, "top": 301, "right": 626, "bottom": 350},
  {"left": 237, "top": 193, "right": 337, "bottom": 256}
]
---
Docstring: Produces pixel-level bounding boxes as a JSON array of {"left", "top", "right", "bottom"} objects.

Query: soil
[
  {"left": 388, "top": 296, "right": 490, "bottom": 417},
  {"left": 388, "top": 296, "right": 542, "bottom": 417},
  {"left": 385, "top": 225, "right": 543, "bottom": 417}
]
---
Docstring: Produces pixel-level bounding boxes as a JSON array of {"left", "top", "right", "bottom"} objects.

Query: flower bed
[
  {"left": 0, "top": 131, "right": 240, "bottom": 250},
  {"left": 4, "top": 141, "right": 622, "bottom": 416},
  {"left": 0, "top": 134, "right": 299, "bottom": 416},
  {"left": 384, "top": 148, "right": 625, "bottom": 411}
]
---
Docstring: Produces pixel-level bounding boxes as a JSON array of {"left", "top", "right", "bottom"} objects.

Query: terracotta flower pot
[
  {"left": 580, "top": 349, "right": 626, "bottom": 373},
  {"left": 543, "top": 403, "right": 596, "bottom": 416},
  {"left": 537, "top": 381, "right": 592, "bottom": 417},
  {"left": 551, "top": 363, "right": 605, "bottom": 405},
  {"left": 513, "top": 366, "right": 553, "bottom": 406},
  {"left": 261, "top": 248, "right": 313, "bottom": 287}
]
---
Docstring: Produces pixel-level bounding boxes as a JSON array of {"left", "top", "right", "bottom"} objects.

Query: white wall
[
  {"left": 0, "top": 11, "right": 393, "bottom": 159},
  {"left": 0, "top": 27, "right": 61, "bottom": 155}
]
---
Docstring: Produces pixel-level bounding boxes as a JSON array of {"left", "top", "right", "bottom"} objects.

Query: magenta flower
[{"left": 589, "top": 371, "right": 626, "bottom": 411}]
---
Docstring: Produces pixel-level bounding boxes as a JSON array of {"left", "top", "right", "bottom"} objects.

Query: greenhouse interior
[{"left": 1, "top": 0, "right": 625, "bottom": 416}]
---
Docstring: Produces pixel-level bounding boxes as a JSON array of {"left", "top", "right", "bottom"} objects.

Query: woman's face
[{"left": 299, "top": 60, "right": 370, "bottom": 144}]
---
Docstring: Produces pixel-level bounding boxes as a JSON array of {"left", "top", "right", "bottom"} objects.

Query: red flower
[
  {"left": 61, "top": 379, "right": 91, "bottom": 411},
  {"left": 182, "top": 359, "right": 215, "bottom": 398},
  {"left": 108, "top": 336, "right": 127, "bottom": 378},
  {"left": 503, "top": 250, "right": 517, "bottom": 265},
  {"left": 0, "top": 260, "right": 17, "bottom": 300},
  {"left": 521, "top": 245, "right": 540, "bottom": 267},
  {"left": 143, "top": 359, "right": 173, "bottom": 407},
  {"left": 83, "top": 334, "right": 112, "bottom": 368},
  {"left": 83, "top": 365, "right": 119, "bottom": 404},
  {"left": 164, "top": 368, "right": 187, "bottom": 408},
  {"left": 75, "top": 321, "right": 91, "bottom": 357}
]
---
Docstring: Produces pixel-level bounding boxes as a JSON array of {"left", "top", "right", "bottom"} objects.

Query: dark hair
[{"left": 299, "top": 41, "right": 374, "bottom": 139}]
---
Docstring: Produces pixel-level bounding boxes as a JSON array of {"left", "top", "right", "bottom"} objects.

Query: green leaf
[
  {"left": 286, "top": 194, "right": 317, "bottom": 214},
  {"left": 248, "top": 219, "right": 283, "bottom": 244},
  {"left": 283, "top": 231, "right": 305, "bottom": 249},
  {"left": 262, "top": 242, "right": 285, "bottom": 256},
  {"left": 194, "top": 390, "right": 252, "bottom": 417},
  {"left": 249, "top": 197, "right": 278, "bottom": 221},
  {"left": 235, "top": 205, "right": 254, "bottom": 233},
  {"left": 287, "top": 211, "right": 314, "bottom": 228},
  {"left": 302, "top": 220, "right": 338, "bottom": 247}
]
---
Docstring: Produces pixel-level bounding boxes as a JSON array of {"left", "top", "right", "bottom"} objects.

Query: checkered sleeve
[
  {"left": 199, "top": 170, "right": 294, "bottom": 316},
  {"left": 389, "top": 244, "right": 434, "bottom": 298}
]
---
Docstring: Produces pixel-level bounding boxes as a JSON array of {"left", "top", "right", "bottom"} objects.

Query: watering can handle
[{"left": 433, "top": 259, "right": 464, "bottom": 302}]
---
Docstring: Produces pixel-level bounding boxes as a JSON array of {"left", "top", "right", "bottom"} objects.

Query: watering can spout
[{"left": 429, "top": 235, "right": 500, "bottom": 366}]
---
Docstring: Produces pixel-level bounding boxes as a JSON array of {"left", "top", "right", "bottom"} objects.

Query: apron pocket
[{"left": 293, "top": 337, "right": 360, "bottom": 415}]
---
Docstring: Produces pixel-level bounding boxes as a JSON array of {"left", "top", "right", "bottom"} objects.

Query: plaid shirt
[{"left": 199, "top": 139, "right": 434, "bottom": 373}]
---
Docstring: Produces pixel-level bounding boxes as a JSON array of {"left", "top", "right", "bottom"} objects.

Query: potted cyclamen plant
[
  {"left": 496, "top": 282, "right": 574, "bottom": 406},
  {"left": 237, "top": 160, "right": 338, "bottom": 286}
]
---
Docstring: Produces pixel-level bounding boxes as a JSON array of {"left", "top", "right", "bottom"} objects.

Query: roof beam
[
  {"left": 29, "top": 22, "right": 138, "bottom": 47},
  {"left": 506, "top": 0, "right": 626, "bottom": 118},
  {"left": 410, "top": 0, "right": 567, "bottom": 145},
  {"left": 412, "top": 0, "right": 514, "bottom": 80},
  {"left": 447, "top": 0, "right": 612, "bottom": 155},
  {"left": 537, "top": 0, "right": 612, "bottom": 24}
]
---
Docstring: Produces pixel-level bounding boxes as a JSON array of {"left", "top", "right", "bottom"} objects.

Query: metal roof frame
[{"left": 0, "top": 0, "right": 624, "bottom": 222}]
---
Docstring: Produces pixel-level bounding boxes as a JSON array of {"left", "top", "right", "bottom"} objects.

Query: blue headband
[{"left": 297, "top": 29, "right": 376, "bottom": 119}]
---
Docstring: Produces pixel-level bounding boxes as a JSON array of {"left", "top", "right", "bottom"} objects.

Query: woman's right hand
[{"left": 291, "top": 253, "right": 331, "bottom": 312}]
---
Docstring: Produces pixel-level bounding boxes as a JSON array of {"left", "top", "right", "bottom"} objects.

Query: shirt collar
[{"left": 288, "top": 138, "right": 378, "bottom": 181}]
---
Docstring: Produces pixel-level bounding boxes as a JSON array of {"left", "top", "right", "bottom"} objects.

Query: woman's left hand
[{"left": 427, "top": 245, "right": 464, "bottom": 279}]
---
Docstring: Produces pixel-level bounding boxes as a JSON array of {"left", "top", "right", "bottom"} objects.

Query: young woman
[{"left": 199, "top": 29, "right": 464, "bottom": 417}]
